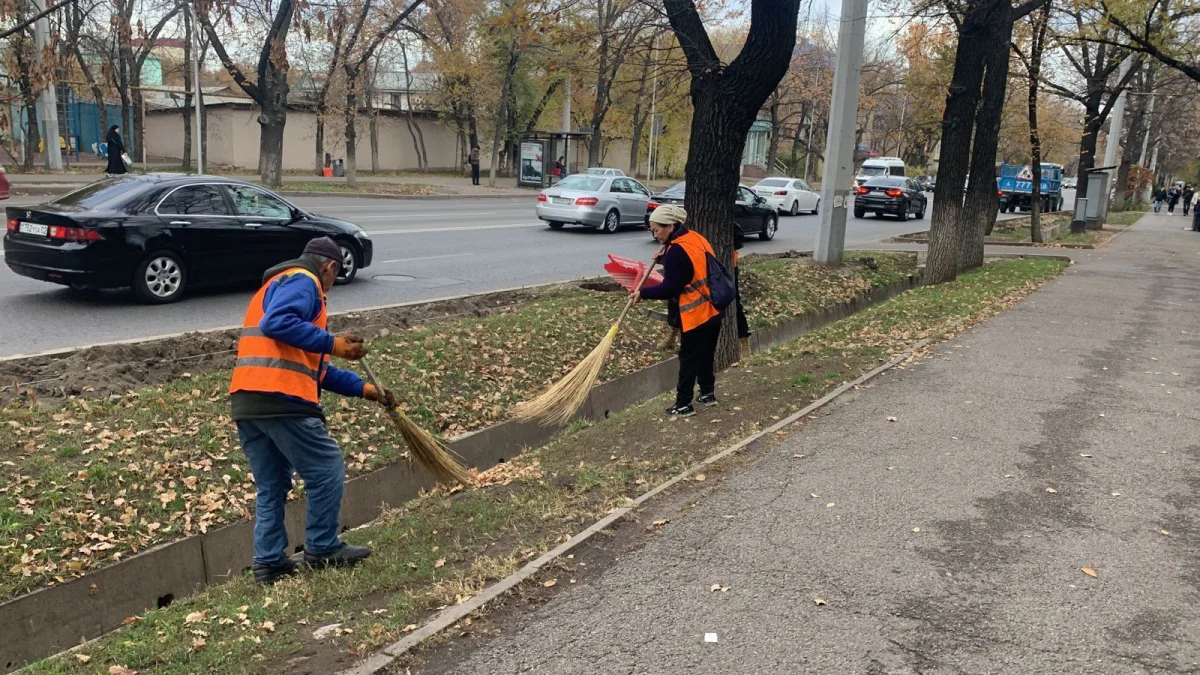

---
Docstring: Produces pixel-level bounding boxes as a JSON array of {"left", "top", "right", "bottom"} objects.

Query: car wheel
[
  {"left": 133, "top": 251, "right": 187, "bottom": 304},
  {"left": 336, "top": 240, "right": 360, "bottom": 284},
  {"left": 853, "top": 208, "right": 864, "bottom": 218},
  {"left": 789, "top": 200, "right": 799, "bottom": 216},
  {"left": 548, "top": 221, "right": 565, "bottom": 230},
  {"left": 915, "top": 202, "right": 925, "bottom": 219},
  {"left": 811, "top": 199, "right": 820, "bottom": 215},
  {"left": 601, "top": 209, "right": 620, "bottom": 234},
  {"left": 759, "top": 214, "right": 777, "bottom": 241},
  {"left": 897, "top": 203, "right": 909, "bottom": 222}
]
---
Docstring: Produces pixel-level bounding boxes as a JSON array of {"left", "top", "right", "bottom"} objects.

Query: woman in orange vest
[
  {"left": 633, "top": 204, "right": 723, "bottom": 417},
  {"left": 229, "top": 237, "right": 396, "bottom": 584}
]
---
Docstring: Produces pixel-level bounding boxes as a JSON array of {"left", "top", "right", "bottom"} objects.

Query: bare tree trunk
[
  {"left": 182, "top": 6, "right": 194, "bottom": 170},
  {"left": 345, "top": 85, "right": 359, "bottom": 188},
  {"left": 370, "top": 111, "right": 379, "bottom": 174},
  {"left": 926, "top": 0, "right": 1002, "bottom": 285},
  {"left": 488, "top": 42, "right": 519, "bottom": 188},
  {"left": 1027, "top": 4, "right": 1050, "bottom": 242},
  {"left": 960, "top": 13, "right": 1012, "bottom": 269},
  {"left": 315, "top": 119, "right": 325, "bottom": 175}
]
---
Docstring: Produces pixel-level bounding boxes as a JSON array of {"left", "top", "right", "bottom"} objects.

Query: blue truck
[{"left": 998, "top": 163, "right": 1064, "bottom": 213}]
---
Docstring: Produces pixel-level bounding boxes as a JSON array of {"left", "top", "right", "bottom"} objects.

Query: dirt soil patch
[
  {"left": 0, "top": 286, "right": 550, "bottom": 406},
  {"left": 19, "top": 258, "right": 1067, "bottom": 675}
]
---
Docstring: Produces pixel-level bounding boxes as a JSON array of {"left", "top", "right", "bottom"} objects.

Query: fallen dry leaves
[{"left": 1081, "top": 567, "right": 1098, "bottom": 578}]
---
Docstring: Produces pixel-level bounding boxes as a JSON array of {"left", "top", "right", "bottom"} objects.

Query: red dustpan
[{"left": 605, "top": 254, "right": 663, "bottom": 291}]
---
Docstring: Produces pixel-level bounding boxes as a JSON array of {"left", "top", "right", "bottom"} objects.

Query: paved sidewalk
[{"left": 440, "top": 210, "right": 1200, "bottom": 673}]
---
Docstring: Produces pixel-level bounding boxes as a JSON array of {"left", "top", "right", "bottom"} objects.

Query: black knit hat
[{"left": 303, "top": 236, "right": 342, "bottom": 268}]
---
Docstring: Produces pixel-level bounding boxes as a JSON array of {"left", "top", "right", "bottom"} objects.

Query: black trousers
[
  {"left": 1185, "top": 200, "right": 1192, "bottom": 216},
  {"left": 677, "top": 317, "right": 722, "bottom": 406},
  {"left": 471, "top": 163, "right": 480, "bottom": 185},
  {"left": 734, "top": 266, "right": 749, "bottom": 338}
]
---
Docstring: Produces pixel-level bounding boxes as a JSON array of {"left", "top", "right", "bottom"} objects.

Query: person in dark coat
[
  {"left": 1168, "top": 186, "right": 1181, "bottom": 214},
  {"left": 104, "top": 125, "right": 127, "bottom": 175},
  {"left": 1154, "top": 187, "right": 1166, "bottom": 214},
  {"left": 1183, "top": 185, "right": 1194, "bottom": 217}
]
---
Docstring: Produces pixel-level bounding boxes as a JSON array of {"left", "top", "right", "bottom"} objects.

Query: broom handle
[
  {"left": 359, "top": 356, "right": 403, "bottom": 421},
  {"left": 612, "top": 244, "right": 667, "bottom": 329}
]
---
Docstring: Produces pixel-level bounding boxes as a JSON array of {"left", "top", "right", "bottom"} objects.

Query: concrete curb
[
  {"left": 1, "top": 274, "right": 920, "bottom": 671},
  {"left": 340, "top": 338, "right": 934, "bottom": 674}
]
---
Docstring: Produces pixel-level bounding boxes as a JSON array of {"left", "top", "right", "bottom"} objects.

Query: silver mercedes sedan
[{"left": 535, "top": 174, "right": 652, "bottom": 233}]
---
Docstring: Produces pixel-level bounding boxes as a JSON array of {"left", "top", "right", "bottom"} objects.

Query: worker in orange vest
[
  {"left": 633, "top": 204, "right": 723, "bottom": 417},
  {"left": 229, "top": 236, "right": 396, "bottom": 584}
]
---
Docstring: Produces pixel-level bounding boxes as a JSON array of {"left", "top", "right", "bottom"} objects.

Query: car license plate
[
  {"left": 553, "top": 197, "right": 573, "bottom": 205},
  {"left": 18, "top": 222, "right": 47, "bottom": 236}
]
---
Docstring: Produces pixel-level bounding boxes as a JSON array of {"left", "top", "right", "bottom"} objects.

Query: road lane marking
[
  {"left": 379, "top": 253, "right": 475, "bottom": 264},
  {"left": 366, "top": 223, "right": 544, "bottom": 235},
  {"left": 328, "top": 212, "right": 501, "bottom": 221}
]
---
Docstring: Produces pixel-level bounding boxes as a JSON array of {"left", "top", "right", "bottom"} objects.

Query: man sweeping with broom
[
  {"left": 632, "top": 205, "right": 725, "bottom": 417},
  {"left": 230, "top": 237, "right": 398, "bottom": 584}
]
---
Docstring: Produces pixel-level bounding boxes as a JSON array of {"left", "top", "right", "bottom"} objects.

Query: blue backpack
[{"left": 704, "top": 252, "right": 735, "bottom": 311}]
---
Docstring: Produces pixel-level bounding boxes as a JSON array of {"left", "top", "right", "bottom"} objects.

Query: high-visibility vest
[
  {"left": 671, "top": 230, "right": 721, "bottom": 332},
  {"left": 229, "top": 268, "right": 329, "bottom": 404}
]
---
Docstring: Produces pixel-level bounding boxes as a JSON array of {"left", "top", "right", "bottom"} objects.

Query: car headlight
[{"left": 355, "top": 228, "right": 369, "bottom": 240}]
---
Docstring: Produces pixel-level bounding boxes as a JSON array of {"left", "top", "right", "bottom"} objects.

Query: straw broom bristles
[
  {"left": 360, "top": 357, "right": 470, "bottom": 486},
  {"left": 514, "top": 246, "right": 665, "bottom": 426}
]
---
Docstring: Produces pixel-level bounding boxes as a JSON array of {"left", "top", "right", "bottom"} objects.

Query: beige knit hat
[{"left": 648, "top": 204, "right": 687, "bottom": 226}]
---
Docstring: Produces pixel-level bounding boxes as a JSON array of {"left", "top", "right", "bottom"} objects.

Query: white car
[
  {"left": 752, "top": 177, "right": 820, "bottom": 216},
  {"left": 584, "top": 167, "right": 626, "bottom": 177}
]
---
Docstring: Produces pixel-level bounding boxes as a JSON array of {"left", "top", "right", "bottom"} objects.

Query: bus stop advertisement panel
[{"left": 519, "top": 140, "right": 546, "bottom": 187}]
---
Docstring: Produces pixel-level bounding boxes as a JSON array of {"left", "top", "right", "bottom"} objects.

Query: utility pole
[
  {"left": 646, "top": 34, "right": 660, "bottom": 181},
  {"left": 31, "top": 0, "right": 61, "bottom": 171},
  {"left": 814, "top": 0, "right": 867, "bottom": 265},
  {"left": 1097, "top": 55, "right": 1133, "bottom": 221},
  {"left": 191, "top": 0, "right": 204, "bottom": 174}
]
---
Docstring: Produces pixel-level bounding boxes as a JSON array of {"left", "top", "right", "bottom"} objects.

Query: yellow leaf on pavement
[
  {"left": 1081, "top": 567, "right": 1098, "bottom": 577},
  {"left": 543, "top": 579, "right": 557, "bottom": 588},
  {"left": 814, "top": 598, "right": 827, "bottom": 606}
]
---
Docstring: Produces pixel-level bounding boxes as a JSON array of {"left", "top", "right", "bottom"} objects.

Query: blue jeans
[
  {"left": 1155, "top": 200, "right": 1162, "bottom": 213},
  {"left": 237, "top": 417, "right": 345, "bottom": 565}
]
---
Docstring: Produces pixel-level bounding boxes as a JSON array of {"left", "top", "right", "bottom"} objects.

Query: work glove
[
  {"left": 363, "top": 384, "right": 399, "bottom": 409},
  {"left": 332, "top": 334, "right": 368, "bottom": 360}
]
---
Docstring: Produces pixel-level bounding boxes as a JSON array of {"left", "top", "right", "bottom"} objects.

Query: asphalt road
[
  {"left": 434, "top": 212, "right": 1200, "bottom": 675},
  {"left": 0, "top": 188, "right": 1071, "bottom": 357}
]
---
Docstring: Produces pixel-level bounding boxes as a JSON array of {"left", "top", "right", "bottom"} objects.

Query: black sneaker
[
  {"left": 304, "top": 543, "right": 372, "bottom": 570},
  {"left": 253, "top": 557, "right": 300, "bottom": 585},
  {"left": 666, "top": 404, "right": 695, "bottom": 417},
  {"left": 697, "top": 393, "right": 718, "bottom": 406}
]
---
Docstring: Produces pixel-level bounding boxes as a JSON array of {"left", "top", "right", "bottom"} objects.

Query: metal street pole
[
  {"left": 561, "top": 76, "right": 570, "bottom": 174},
  {"left": 1097, "top": 55, "right": 1133, "bottom": 221},
  {"left": 814, "top": 0, "right": 868, "bottom": 265},
  {"left": 191, "top": 0, "right": 204, "bottom": 174},
  {"left": 31, "top": 0, "right": 62, "bottom": 170},
  {"left": 646, "top": 34, "right": 660, "bottom": 181}
]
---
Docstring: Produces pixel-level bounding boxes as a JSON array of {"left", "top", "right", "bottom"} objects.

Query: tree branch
[
  {"left": 662, "top": 0, "right": 719, "bottom": 77},
  {"left": 197, "top": 4, "right": 263, "bottom": 104}
]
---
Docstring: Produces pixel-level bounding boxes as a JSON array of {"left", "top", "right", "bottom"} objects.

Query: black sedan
[
  {"left": 853, "top": 177, "right": 928, "bottom": 221},
  {"left": 4, "top": 174, "right": 373, "bottom": 304},
  {"left": 645, "top": 181, "right": 778, "bottom": 240}
]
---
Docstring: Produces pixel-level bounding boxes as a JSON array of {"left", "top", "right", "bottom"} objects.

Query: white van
[{"left": 855, "top": 157, "right": 906, "bottom": 186}]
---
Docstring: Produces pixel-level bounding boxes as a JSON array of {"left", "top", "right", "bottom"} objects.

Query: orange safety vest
[
  {"left": 229, "top": 267, "right": 329, "bottom": 404},
  {"left": 671, "top": 230, "right": 721, "bottom": 332}
]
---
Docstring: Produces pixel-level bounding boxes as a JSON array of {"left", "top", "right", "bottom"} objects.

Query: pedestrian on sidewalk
[
  {"left": 1192, "top": 190, "right": 1200, "bottom": 231},
  {"left": 633, "top": 205, "right": 724, "bottom": 418},
  {"left": 1169, "top": 186, "right": 1181, "bottom": 215},
  {"left": 104, "top": 125, "right": 127, "bottom": 176},
  {"left": 229, "top": 236, "right": 398, "bottom": 584},
  {"left": 469, "top": 145, "right": 481, "bottom": 186},
  {"left": 1154, "top": 187, "right": 1166, "bottom": 213},
  {"left": 1184, "top": 185, "right": 1194, "bottom": 217}
]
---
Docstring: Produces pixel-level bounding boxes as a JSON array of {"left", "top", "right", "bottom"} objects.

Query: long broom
[
  {"left": 514, "top": 245, "right": 666, "bottom": 426},
  {"left": 360, "top": 356, "right": 470, "bottom": 486}
]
